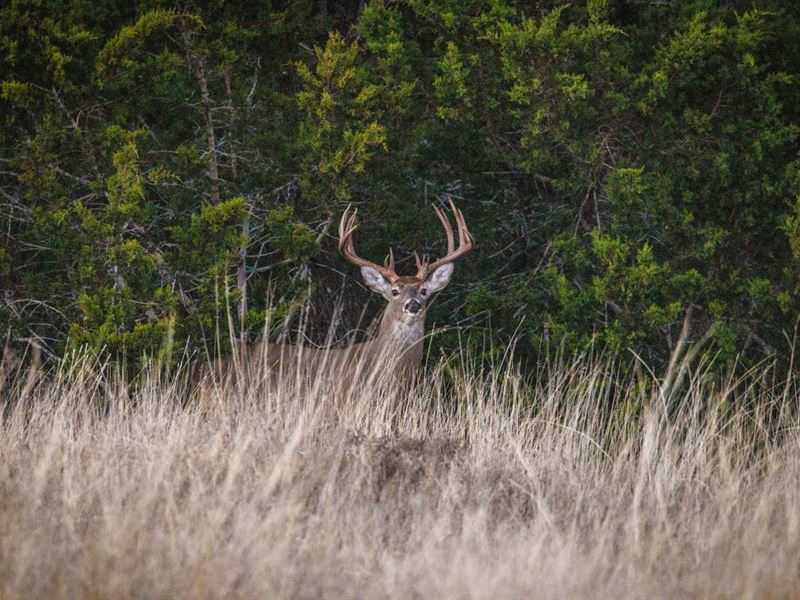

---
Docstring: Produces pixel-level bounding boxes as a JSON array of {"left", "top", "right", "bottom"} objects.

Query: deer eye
[
  {"left": 420, "top": 288, "right": 427, "bottom": 296},
  {"left": 391, "top": 289, "right": 399, "bottom": 297}
]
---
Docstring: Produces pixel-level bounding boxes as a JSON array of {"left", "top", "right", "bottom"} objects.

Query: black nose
[{"left": 405, "top": 299, "right": 422, "bottom": 314}]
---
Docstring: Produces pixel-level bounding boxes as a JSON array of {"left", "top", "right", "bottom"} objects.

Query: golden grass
[{"left": 1, "top": 347, "right": 799, "bottom": 599}]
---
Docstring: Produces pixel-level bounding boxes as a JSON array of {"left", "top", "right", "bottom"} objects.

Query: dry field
[{"left": 1, "top": 347, "right": 799, "bottom": 599}]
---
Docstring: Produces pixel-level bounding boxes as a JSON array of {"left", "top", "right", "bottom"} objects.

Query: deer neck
[{"left": 375, "top": 303, "right": 425, "bottom": 357}]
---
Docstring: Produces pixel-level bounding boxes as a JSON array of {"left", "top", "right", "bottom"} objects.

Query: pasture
[{"left": 1, "top": 348, "right": 798, "bottom": 598}]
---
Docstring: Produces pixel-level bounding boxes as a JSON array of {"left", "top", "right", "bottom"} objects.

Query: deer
[{"left": 192, "top": 197, "right": 472, "bottom": 390}]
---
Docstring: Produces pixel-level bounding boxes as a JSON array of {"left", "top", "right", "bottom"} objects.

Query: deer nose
[{"left": 404, "top": 299, "right": 422, "bottom": 314}]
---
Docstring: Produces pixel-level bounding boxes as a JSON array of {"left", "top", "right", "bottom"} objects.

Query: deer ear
[
  {"left": 360, "top": 266, "right": 393, "bottom": 299},
  {"left": 424, "top": 263, "right": 454, "bottom": 293}
]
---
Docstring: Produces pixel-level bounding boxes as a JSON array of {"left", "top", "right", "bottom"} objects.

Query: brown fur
[{"left": 191, "top": 293, "right": 427, "bottom": 391}]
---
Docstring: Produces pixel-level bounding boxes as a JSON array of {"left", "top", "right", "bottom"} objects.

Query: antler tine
[
  {"left": 337, "top": 205, "right": 356, "bottom": 251},
  {"left": 414, "top": 251, "right": 430, "bottom": 280},
  {"left": 338, "top": 205, "right": 399, "bottom": 282},
  {"left": 384, "top": 247, "right": 395, "bottom": 271},
  {"left": 450, "top": 197, "right": 473, "bottom": 245},
  {"left": 433, "top": 204, "right": 455, "bottom": 254}
]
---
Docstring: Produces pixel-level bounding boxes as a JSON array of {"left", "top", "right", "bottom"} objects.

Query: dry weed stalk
[{"left": 1, "top": 343, "right": 799, "bottom": 599}]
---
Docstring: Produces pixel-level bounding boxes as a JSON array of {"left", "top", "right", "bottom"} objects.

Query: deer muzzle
[{"left": 404, "top": 299, "right": 422, "bottom": 314}]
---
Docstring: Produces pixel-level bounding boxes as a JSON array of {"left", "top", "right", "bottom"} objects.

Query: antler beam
[
  {"left": 339, "top": 196, "right": 472, "bottom": 283},
  {"left": 415, "top": 196, "right": 473, "bottom": 280}
]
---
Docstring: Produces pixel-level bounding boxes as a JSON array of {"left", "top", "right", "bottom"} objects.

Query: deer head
[{"left": 338, "top": 197, "right": 473, "bottom": 326}]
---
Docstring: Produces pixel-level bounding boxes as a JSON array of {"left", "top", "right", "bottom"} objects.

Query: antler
[
  {"left": 415, "top": 196, "right": 473, "bottom": 280},
  {"left": 338, "top": 205, "right": 400, "bottom": 283},
  {"left": 339, "top": 197, "right": 472, "bottom": 283}
]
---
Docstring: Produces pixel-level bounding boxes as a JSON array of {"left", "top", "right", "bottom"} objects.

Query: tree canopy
[{"left": 2, "top": 0, "right": 799, "bottom": 370}]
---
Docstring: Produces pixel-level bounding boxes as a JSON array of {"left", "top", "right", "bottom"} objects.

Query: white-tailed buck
[{"left": 195, "top": 197, "right": 472, "bottom": 387}]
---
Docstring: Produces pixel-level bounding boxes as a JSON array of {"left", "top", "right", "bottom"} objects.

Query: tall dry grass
[{"left": 1, "top": 344, "right": 799, "bottom": 599}]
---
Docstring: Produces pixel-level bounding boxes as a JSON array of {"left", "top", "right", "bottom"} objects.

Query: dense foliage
[{"left": 2, "top": 0, "right": 799, "bottom": 369}]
